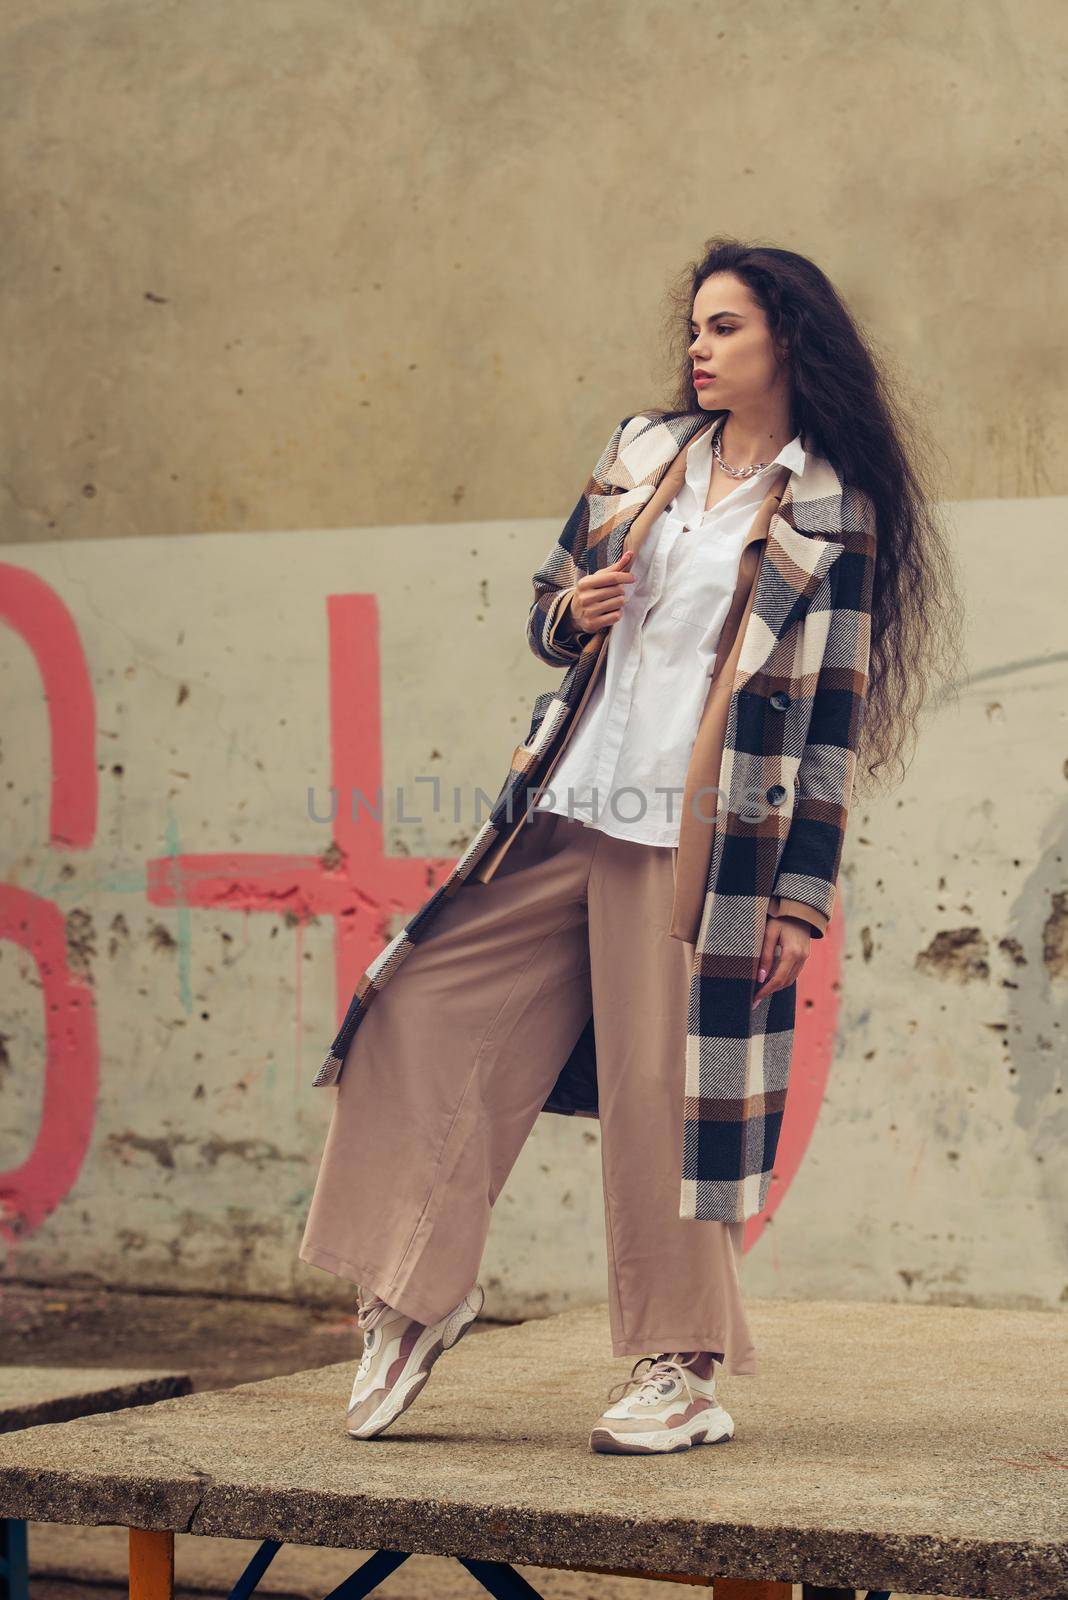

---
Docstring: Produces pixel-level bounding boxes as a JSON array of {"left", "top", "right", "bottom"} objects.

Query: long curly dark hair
[{"left": 642, "top": 235, "right": 964, "bottom": 795}]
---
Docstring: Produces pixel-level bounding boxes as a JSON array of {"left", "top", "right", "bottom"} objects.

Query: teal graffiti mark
[{"left": 30, "top": 865, "right": 148, "bottom": 899}]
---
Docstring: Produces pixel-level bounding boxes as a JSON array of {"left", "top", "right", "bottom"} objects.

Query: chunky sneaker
[
  {"left": 589, "top": 1352, "right": 735, "bottom": 1455},
  {"left": 346, "top": 1282, "right": 485, "bottom": 1439}
]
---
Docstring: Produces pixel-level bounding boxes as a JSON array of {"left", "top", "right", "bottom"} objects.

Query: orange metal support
[{"left": 128, "top": 1528, "right": 174, "bottom": 1600}]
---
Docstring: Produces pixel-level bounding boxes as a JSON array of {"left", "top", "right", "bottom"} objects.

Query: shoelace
[
  {"left": 355, "top": 1286, "right": 393, "bottom": 1335},
  {"left": 605, "top": 1351, "right": 703, "bottom": 1406},
  {"left": 351, "top": 1289, "right": 396, "bottom": 1386}
]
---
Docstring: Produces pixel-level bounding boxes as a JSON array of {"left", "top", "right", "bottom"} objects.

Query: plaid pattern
[{"left": 312, "top": 411, "right": 876, "bottom": 1224}]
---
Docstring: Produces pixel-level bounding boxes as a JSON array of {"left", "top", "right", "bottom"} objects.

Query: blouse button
[
  {"left": 769, "top": 691, "right": 791, "bottom": 711},
  {"left": 766, "top": 785, "right": 788, "bottom": 806}
]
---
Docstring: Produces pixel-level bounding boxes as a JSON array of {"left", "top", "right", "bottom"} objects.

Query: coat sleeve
[
  {"left": 768, "top": 490, "right": 878, "bottom": 939},
  {"left": 526, "top": 416, "right": 630, "bottom": 667}
]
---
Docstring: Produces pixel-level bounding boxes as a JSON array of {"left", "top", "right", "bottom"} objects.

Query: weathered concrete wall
[
  {"left": 2, "top": 493, "right": 1065, "bottom": 1313},
  {"left": 2, "top": 0, "right": 1065, "bottom": 545},
  {"left": 2, "top": 0, "right": 1065, "bottom": 1313}
]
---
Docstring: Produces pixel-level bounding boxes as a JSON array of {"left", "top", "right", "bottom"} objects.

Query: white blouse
[{"left": 534, "top": 421, "right": 807, "bottom": 847}]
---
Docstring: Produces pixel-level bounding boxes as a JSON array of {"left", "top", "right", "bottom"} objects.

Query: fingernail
[{"left": 758, "top": 968, "right": 767, "bottom": 981}]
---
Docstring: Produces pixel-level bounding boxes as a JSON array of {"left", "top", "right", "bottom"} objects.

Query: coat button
[
  {"left": 766, "top": 784, "right": 788, "bottom": 806},
  {"left": 769, "top": 690, "right": 791, "bottom": 711}
]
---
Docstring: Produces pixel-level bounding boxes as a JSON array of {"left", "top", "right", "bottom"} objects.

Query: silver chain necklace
[{"left": 710, "top": 414, "right": 772, "bottom": 479}]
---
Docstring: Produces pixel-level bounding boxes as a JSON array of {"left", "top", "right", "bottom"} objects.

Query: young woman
[{"left": 299, "top": 237, "right": 960, "bottom": 1455}]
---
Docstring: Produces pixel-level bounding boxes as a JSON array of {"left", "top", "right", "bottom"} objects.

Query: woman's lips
[{"left": 693, "top": 375, "right": 716, "bottom": 386}]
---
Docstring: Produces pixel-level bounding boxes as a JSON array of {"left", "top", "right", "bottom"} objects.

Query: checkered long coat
[{"left": 313, "top": 411, "right": 877, "bottom": 1222}]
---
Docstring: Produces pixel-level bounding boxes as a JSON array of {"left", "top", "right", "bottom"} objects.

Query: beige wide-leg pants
[{"left": 299, "top": 808, "right": 757, "bottom": 1373}]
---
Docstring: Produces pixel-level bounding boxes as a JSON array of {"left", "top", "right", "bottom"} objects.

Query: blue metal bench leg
[
  {"left": 227, "top": 1538, "right": 284, "bottom": 1600},
  {"left": 322, "top": 1550, "right": 412, "bottom": 1598},
  {"left": 228, "top": 1539, "right": 895, "bottom": 1600},
  {"left": 0, "top": 1520, "right": 30, "bottom": 1600},
  {"left": 458, "top": 1557, "right": 546, "bottom": 1597},
  {"left": 229, "top": 1544, "right": 411, "bottom": 1600}
]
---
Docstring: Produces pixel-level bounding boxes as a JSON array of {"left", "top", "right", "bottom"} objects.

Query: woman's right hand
[{"left": 570, "top": 550, "right": 636, "bottom": 634}]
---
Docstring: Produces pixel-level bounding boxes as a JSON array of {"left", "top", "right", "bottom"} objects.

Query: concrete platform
[
  {"left": 0, "top": 1367, "right": 193, "bottom": 1433},
  {"left": 0, "top": 1298, "right": 1063, "bottom": 1598}
]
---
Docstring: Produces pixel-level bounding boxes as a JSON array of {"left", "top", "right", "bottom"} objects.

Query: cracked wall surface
[
  {"left": 0, "top": 0, "right": 1065, "bottom": 1313},
  {"left": 2, "top": 491, "right": 1065, "bottom": 1314}
]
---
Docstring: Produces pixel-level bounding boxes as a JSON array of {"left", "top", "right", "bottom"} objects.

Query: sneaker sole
[
  {"left": 589, "top": 1403, "right": 735, "bottom": 1455},
  {"left": 346, "top": 1283, "right": 485, "bottom": 1439}
]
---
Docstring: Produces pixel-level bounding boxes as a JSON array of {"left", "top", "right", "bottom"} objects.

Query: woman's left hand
[{"left": 752, "top": 914, "right": 812, "bottom": 1008}]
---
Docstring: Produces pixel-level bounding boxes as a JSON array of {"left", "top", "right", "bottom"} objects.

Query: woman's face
[{"left": 686, "top": 272, "right": 787, "bottom": 412}]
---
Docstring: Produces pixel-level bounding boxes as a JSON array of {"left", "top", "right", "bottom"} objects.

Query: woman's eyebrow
[{"left": 689, "top": 311, "right": 745, "bottom": 326}]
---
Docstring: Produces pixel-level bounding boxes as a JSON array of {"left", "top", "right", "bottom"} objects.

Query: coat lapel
[
  {"left": 603, "top": 412, "right": 707, "bottom": 491},
  {"left": 587, "top": 413, "right": 711, "bottom": 573},
  {"left": 590, "top": 410, "right": 847, "bottom": 692},
  {"left": 620, "top": 423, "right": 712, "bottom": 560},
  {"left": 733, "top": 465, "right": 846, "bottom": 692}
]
